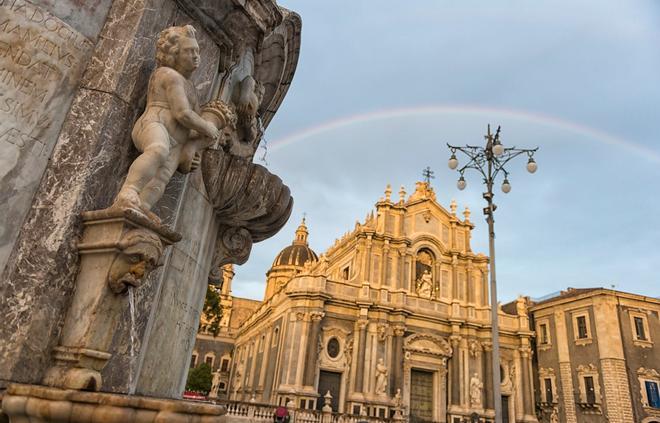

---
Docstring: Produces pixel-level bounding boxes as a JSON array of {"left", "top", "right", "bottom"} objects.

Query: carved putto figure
[
  {"left": 416, "top": 269, "right": 433, "bottom": 299},
  {"left": 113, "top": 25, "right": 234, "bottom": 221},
  {"left": 375, "top": 358, "right": 388, "bottom": 395},
  {"left": 469, "top": 373, "right": 483, "bottom": 407},
  {"left": 550, "top": 407, "right": 559, "bottom": 423}
]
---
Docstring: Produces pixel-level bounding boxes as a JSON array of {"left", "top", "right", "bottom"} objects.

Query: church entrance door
[
  {"left": 410, "top": 369, "right": 434, "bottom": 422},
  {"left": 317, "top": 370, "right": 341, "bottom": 412}
]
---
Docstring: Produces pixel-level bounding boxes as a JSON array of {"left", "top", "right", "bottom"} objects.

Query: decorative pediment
[
  {"left": 404, "top": 334, "right": 452, "bottom": 357},
  {"left": 539, "top": 367, "right": 556, "bottom": 377},
  {"left": 577, "top": 364, "right": 598, "bottom": 374},
  {"left": 638, "top": 367, "right": 660, "bottom": 379}
]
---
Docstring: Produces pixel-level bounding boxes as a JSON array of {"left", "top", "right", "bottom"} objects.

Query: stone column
[
  {"left": 391, "top": 326, "right": 405, "bottom": 396},
  {"left": 482, "top": 341, "right": 493, "bottom": 410},
  {"left": 355, "top": 319, "right": 369, "bottom": 392},
  {"left": 303, "top": 312, "right": 325, "bottom": 386},
  {"left": 519, "top": 346, "right": 534, "bottom": 416},
  {"left": 466, "top": 264, "right": 473, "bottom": 304},
  {"left": 450, "top": 335, "right": 461, "bottom": 406},
  {"left": 554, "top": 311, "right": 577, "bottom": 423},
  {"left": 381, "top": 242, "right": 390, "bottom": 287}
]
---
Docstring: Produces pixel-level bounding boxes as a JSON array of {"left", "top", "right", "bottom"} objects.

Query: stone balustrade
[{"left": 215, "top": 400, "right": 402, "bottom": 423}]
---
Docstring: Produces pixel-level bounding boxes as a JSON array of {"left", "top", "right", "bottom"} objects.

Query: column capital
[
  {"left": 518, "top": 346, "right": 533, "bottom": 358},
  {"left": 481, "top": 341, "right": 493, "bottom": 352},
  {"left": 393, "top": 326, "right": 406, "bottom": 337},
  {"left": 310, "top": 311, "right": 325, "bottom": 321},
  {"left": 357, "top": 319, "right": 369, "bottom": 330},
  {"left": 450, "top": 335, "right": 462, "bottom": 347}
]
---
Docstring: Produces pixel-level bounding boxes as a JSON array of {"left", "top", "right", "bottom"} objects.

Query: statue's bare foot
[{"left": 112, "top": 190, "right": 161, "bottom": 224}]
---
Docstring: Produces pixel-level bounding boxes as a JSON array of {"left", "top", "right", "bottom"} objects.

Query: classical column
[
  {"left": 519, "top": 346, "right": 534, "bottom": 416},
  {"left": 554, "top": 311, "right": 577, "bottom": 423},
  {"left": 303, "top": 311, "right": 325, "bottom": 386},
  {"left": 482, "top": 341, "right": 493, "bottom": 410},
  {"left": 391, "top": 326, "right": 405, "bottom": 395},
  {"left": 450, "top": 335, "right": 461, "bottom": 406},
  {"left": 355, "top": 319, "right": 369, "bottom": 392},
  {"left": 466, "top": 263, "right": 473, "bottom": 304}
]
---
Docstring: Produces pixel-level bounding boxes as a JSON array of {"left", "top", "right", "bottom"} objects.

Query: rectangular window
[
  {"left": 584, "top": 376, "right": 596, "bottom": 404},
  {"left": 634, "top": 316, "right": 647, "bottom": 340},
  {"left": 190, "top": 354, "right": 197, "bottom": 368},
  {"left": 342, "top": 266, "right": 350, "bottom": 280},
  {"left": 576, "top": 316, "right": 588, "bottom": 339},
  {"left": 647, "top": 381, "right": 660, "bottom": 408},
  {"left": 221, "top": 358, "right": 230, "bottom": 372},
  {"left": 544, "top": 378, "right": 553, "bottom": 403},
  {"left": 205, "top": 356, "right": 214, "bottom": 366},
  {"left": 539, "top": 324, "right": 548, "bottom": 344},
  {"left": 352, "top": 405, "right": 361, "bottom": 415},
  {"left": 300, "top": 399, "right": 306, "bottom": 409}
]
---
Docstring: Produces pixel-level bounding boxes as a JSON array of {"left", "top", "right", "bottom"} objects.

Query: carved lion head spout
[{"left": 107, "top": 229, "right": 164, "bottom": 294}]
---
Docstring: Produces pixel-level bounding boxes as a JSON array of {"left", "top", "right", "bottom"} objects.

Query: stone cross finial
[
  {"left": 399, "top": 185, "right": 406, "bottom": 203},
  {"left": 422, "top": 166, "right": 435, "bottom": 185},
  {"left": 450, "top": 199, "right": 457, "bottom": 215}
]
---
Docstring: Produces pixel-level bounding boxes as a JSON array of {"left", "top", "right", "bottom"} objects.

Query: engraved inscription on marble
[{"left": 0, "top": 0, "right": 94, "bottom": 272}]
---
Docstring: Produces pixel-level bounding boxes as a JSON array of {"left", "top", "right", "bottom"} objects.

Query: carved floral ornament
[{"left": 403, "top": 333, "right": 452, "bottom": 358}]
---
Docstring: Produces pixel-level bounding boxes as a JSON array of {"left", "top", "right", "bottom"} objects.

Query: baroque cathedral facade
[{"left": 193, "top": 181, "right": 538, "bottom": 423}]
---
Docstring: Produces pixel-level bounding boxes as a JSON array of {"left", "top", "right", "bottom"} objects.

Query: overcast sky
[{"left": 231, "top": 1, "right": 660, "bottom": 302}]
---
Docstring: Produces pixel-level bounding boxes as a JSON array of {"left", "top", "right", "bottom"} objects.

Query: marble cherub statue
[{"left": 113, "top": 25, "right": 233, "bottom": 221}]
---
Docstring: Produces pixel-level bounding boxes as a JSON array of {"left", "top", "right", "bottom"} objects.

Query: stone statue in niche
[
  {"left": 469, "top": 373, "right": 483, "bottom": 407},
  {"left": 113, "top": 25, "right": 235, "bottom": 221},
  {"left": 550, "top": 407, "right": 559, "bottom": 423},
  {"left": 107, "top": 229, "right": 164, "bottom": 294},
  {"left": 416, "top": 269, "right": 433, "bottom": 299},
  {"left": 234, "top": 361, "right": 244, "bottom": 392},
  {"left": 375, "top": 358, "right": 388, "bottom": 395}
]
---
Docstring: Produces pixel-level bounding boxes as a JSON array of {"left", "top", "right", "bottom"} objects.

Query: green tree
[
  {"left": 203, "top": 285, "right": 223, "bottom": 336},
  {"left": 185, "top": 362, "right": 213, "bottom": 394}
]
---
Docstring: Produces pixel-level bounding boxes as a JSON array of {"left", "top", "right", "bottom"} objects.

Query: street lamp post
[{"left": 447, "top": 125, "right": 538, "bottom": 423}]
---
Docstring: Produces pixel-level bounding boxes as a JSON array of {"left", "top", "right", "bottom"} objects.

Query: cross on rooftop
[{"left": 422, "top": 166, "right": 435, "bottom": 184}]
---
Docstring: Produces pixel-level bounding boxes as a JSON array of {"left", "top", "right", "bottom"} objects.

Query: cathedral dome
[{"left": 270, "top": 218, "right": 318, "bottom": 269}]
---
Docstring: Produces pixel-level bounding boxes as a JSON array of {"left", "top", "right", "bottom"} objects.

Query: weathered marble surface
[
  {"left": 0, "top": 0, "right": 95, "bottom": 276},
  {"left": 134, "top": 171, "right": 219, "bottom": 398},
  {"left": 0, "top": 0, "right": 174, "bottom": 388},
  {"left": 9, "top": 0, "right": 114, "bottom": 40}
]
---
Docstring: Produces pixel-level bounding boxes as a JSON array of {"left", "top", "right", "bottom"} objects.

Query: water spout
[{"left": 127, "top": 287, "right": 138, "bottom": 394}]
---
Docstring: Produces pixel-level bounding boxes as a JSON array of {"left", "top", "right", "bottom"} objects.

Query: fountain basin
[{"left": 2, "top": 384, "right": 226, "bottom": 423}]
